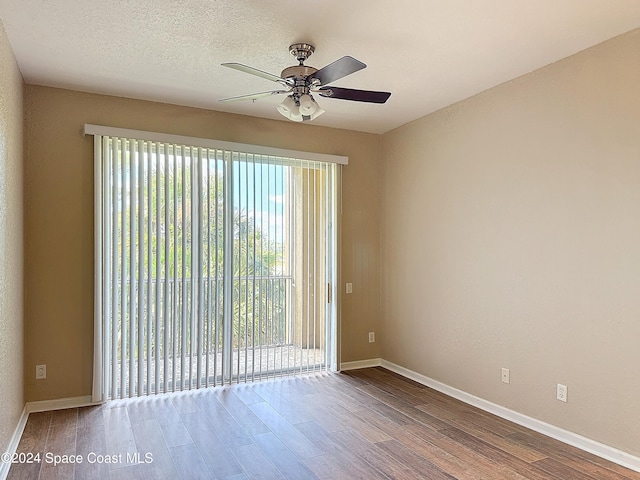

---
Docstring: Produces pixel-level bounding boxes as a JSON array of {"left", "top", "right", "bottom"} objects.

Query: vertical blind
[{"left": 89, "top": 126, "right": 343, "bottom": 401}]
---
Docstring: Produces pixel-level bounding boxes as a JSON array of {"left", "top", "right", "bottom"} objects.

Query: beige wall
[
  {"left": 24, "top": 85, "right": 382, "bottom": 401},
  {"left": 0, "top": 24, "right": 24, "bottom": 452},
  {"left": 381, "top": 28, "right": 640, "bottom": 456}
]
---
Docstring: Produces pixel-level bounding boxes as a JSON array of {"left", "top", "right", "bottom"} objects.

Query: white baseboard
[
  {"left": 0, "top": 396, "right": 102, "bottom": 480},
  {"left": 379, "top": 359, "right": 640, "bottom": 474},
  {"left": 0, "top": 407, "right": 28, "bottom": 480},
  {"left": 25, "top": 395, "right": 99, "bottom": 413},
  {"left": 340, "top": 358, "right": 382, "bottom": 371}
]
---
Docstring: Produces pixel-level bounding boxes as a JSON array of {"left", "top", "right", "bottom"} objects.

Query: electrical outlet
[
  {"left": 501, "top": 368, "right": 510, "bottom": 384},
  {"left": 368, "top": 332, "right": 375, "bottom": 343},
  {"left": 36, "top": 364, "right": 46, "bottom": 380},
  {"left": 557, "top": 383, "right": 568, "bottom": 402},
  {"left": 346, "top": 283, "right": 353, "bottom": 294}
]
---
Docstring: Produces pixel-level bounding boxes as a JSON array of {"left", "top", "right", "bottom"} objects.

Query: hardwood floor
[{"left": 8, "top": 367, "right": 640, "bottom": 479}]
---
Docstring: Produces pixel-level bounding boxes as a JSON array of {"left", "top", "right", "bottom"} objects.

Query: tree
[{"left": 114, "top": 150, "right": 289, "bottom": 371}]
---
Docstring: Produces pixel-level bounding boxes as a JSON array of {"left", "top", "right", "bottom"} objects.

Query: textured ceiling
[{"left": 1, "top": 1, "right": 640, "bottom": 133}]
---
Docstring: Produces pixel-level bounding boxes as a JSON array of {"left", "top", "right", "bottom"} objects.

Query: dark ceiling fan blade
[
  {"left": 311, "top": 56, "right": 366, "bottom": 86},
  {"left": 317, "top": 86, "right": 391, "bottom": 104},
  {"left": 218, "top": 90, "right": 289, "bottom": 103},
  {"left": 221, "top": 63, "right": 289, "bottom": 84}
]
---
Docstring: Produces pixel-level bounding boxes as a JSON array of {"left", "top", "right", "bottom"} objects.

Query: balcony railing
[{"left": 107, "top": 276, "right": 326, "bottom": 396}]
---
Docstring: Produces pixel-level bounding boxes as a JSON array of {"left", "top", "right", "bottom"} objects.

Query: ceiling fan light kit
[
  {"left": 220, "top": 43, "right": 391, "bottom": 123},
  {"left": 277, "top": 95, "right": 325, "bottom": 122},
  {"left": 298, "top": 94, "right": 316, "bottom": 115}
]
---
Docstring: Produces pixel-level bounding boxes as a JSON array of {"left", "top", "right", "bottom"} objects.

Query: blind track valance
[{"left": 83, "top": 124, "right": 348, "bottom": 165}]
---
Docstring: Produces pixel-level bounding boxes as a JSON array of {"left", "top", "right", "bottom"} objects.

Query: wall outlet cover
[{"left": 557, "top": 383, "right": 568, "bottom": 402}]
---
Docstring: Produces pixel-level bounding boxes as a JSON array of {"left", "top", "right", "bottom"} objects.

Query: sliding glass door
[
  {"left": 228, "top": 154, "right": 336, "bottom": 383},
  {"left": 92, "top": 132, "right": 339, "bottom": 400}
]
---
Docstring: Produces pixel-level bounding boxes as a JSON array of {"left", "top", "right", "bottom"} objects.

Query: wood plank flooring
[{"left": 8, "top": 367, "right": 640, "bottom": 479}]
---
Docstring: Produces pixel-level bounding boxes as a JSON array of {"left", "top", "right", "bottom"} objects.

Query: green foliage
[{"left": 114, "top": 155, "right": 289, "bottom": 365}]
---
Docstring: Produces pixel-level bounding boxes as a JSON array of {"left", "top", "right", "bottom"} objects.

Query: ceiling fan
[{"left": 218, "top": 43, "right": 391, "bottom": 122}]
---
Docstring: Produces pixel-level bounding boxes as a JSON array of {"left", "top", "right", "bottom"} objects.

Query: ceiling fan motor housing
[
  {"left": 281, "top": 63, "right": 319, "bottom": 102},
  {"left": 280, "top": 65, "right": 318, "bottom": 81}
]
